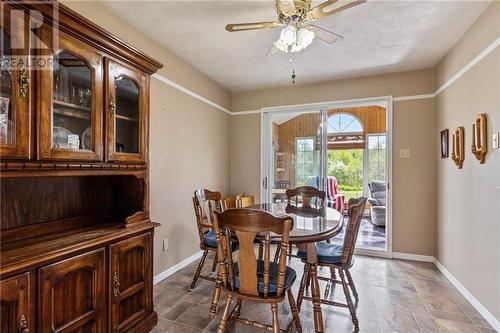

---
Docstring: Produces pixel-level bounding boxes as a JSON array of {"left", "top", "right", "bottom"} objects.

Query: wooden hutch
[{"left": 0, "top": 1, "right": 163, "bottom": 332}]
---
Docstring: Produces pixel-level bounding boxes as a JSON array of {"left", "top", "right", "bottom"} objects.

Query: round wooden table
[{"left": 210, "top": 203, "right": 343, "bottom": 333}]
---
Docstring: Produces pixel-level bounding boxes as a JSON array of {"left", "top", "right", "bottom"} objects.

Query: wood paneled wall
[
  {"left": 328, "top": 106, "right": 386, "bottom": 134},
  {"left": 273, "top": 106, "right": 386, "bottom": 187}
]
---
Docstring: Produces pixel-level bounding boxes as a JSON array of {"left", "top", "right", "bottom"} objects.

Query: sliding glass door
[
  {"left": 261, "top": 98, "right": 392, "bottom": 253},
  {"left": 261, "top": 109, "right": 325, "bottom": 203}
]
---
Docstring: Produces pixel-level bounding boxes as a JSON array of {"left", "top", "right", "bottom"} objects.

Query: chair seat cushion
[
  {"left": 233, "top": 260, "right": 296, "bottom": 294},
  {"left": 297, "top": 242, "right": 344, "bottom": 264},
  {"left": 203, "top": 231, "right": 238, "bottom": 251}
]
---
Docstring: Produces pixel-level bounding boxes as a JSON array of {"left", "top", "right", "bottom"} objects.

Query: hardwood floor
[{"left": 152, "top": 253, "right": 494, "bottom": 333}]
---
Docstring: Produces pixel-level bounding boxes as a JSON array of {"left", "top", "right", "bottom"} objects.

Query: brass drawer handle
[
  {"left": 112, "top": 271, "right": 120, "bottom": 297},
  {"left": 109, "top": 96, "right": 116, "bottom": 117},
  {"left": 18, "top": 314, "right": 28, "bottom": 333},
  {"left": 19, "top": 67, "right": 29, "bottom": 98}
]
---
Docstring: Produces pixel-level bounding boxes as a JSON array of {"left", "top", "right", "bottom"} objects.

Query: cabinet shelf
[
  {"left": 116, "top": 114, "right": 138, "bottom": 122},
  {"left": 53, "top": 100, "right": 90, "bottom": 112}
]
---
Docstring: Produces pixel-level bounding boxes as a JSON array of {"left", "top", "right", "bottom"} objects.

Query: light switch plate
[
  {"left": 399, "top": 149, "right": 410, "bottom": 159},
  {"left": 163, "top": 239, "right": 169, "bottom": 251},
  {"left": 493, "top": 132, "right": 499, "bottom": 149}
]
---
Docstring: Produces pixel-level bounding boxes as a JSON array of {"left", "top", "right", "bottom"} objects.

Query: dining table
[{"left": 209, "top": 202, "right": 344, "bottom": 333}]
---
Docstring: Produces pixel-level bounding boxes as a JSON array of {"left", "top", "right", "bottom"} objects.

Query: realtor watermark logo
[{"left": 1, "top": 1, "right": 59, "bottom": 71}]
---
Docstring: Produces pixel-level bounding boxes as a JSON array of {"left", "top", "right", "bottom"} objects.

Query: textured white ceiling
[{"left": 103, "top": 0, "right": 490, "bottom": 91}]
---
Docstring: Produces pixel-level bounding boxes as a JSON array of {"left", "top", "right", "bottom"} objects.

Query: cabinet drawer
[{"left": 38, "top": 248, "right": 106, "bottom": 333}]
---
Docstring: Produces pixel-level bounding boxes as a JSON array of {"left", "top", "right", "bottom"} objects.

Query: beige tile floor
[{"left": 152, "top": 254, "right": 495, "bottom": 333}]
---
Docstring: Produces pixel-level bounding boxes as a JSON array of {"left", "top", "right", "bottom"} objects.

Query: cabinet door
[
  {"left": 39, "top": 249, "right": 106, "bottom": 333},
  {"left": 0, "top": 5, "right": 31, "bottom": 159},
  {"left": 109, "top": 233, "right": 152, "bottom": 332},
  {"left": 38, "top": 27, "right": 103, "bottom": 161},
  {"left": 105, "top": 59, "right": 148, "bottom": 163},
  {"left": 0, "top": 273, "right": 31, "bottom": 333}
]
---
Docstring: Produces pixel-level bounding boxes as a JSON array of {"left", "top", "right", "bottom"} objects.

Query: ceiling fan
[{"left": 225, "top": 0, "right": 366, "bottom": 54}]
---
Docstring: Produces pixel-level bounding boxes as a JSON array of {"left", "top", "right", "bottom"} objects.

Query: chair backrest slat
[
  {"left": 213, "top": 209, "right": 293, "bottom": 299},
  {"left": 286, "top": 186, "right": 326, "bottom": 208},
  {"left": 341, "top": 197, "right": 368, "bottom": 265},
  {"left": 193, "top": 189, "right": 223, "bottom": 250}
]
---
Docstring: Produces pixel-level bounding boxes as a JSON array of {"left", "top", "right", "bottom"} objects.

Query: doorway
[{"left": 261, "top": 98, "right": 392, "bottom": 253}]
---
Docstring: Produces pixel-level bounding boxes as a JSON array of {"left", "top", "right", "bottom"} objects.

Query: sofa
[{"left": 367, "top": 181, "right": 386, "bottom": 226}]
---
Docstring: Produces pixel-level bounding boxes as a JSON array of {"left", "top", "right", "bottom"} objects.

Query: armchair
[{"left": 367, "top": 181, "right": 386, "bottom": 226}]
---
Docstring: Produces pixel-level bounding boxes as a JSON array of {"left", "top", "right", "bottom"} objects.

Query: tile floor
[
  {"left": 152, "top": 253, "right": 495, "bottom": 333},
  {"left": 331, "top": 217, "right": 386, "bottom": 250}
]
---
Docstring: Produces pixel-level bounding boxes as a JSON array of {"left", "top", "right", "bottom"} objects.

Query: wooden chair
[
  {"left": 286, "top": 186, "right": 326, "bottom": 208},
  {"left": 212, "top": 208, "right": 302, "bottom": 333},
  {"left": 279, "top": 186, "right": 327, "bottom": 262},
  {"left": 191, "top": 189, "right": 237, "bottom": 290},
  {"left": 296, "top": 197, "right": 367, "bottom": 331}
]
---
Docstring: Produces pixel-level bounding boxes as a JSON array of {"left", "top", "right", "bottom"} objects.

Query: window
[
  {"left": 295, "top": 137, "right": 315, "bottom": 186},
  {"left": 368, "top": 134, "right": 386, "bottom": 182},
  {"left": 327, "top": 113, "right": 363, "bottom": 134}
]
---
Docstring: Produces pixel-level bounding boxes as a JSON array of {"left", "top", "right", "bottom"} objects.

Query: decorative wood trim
[{"left": 7, "top": 1, "right": 163, "bottom": 75}]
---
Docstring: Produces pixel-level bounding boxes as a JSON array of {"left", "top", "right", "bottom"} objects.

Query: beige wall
[
  {"left": 64, "top": 1, "right": 232, "bottom": 275},
  {"left": 435, "top": 2, "right": 500, "bottom": 321},
  {"left": 231, "top": 70, "right": 437, "bottom": 256}
]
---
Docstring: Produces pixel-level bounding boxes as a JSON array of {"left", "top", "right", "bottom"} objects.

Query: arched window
[
  {"left": 327, "top": 113, "right": 364, "bottom": 134},
  {"left": 325, "top": 113, "right": 365, "bottom": 149}
]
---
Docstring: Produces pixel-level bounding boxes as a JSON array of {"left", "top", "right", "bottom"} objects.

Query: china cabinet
[
  {"left": 0, "top": 1, "right": 163, "bottom": 332},
  {"left": 0, "top": 5, "right": 31, "bottom": 159}
]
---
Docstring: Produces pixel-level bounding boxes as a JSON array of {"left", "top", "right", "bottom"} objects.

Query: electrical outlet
[
  {"left": 163, "top": 239, "right": 169, "bottom": 251},
  {"left": 493, "top": 132, "right": 499, "bottom": 149},
  {"left": 399, "top": 149, "right": 410, "bottom": 159}
]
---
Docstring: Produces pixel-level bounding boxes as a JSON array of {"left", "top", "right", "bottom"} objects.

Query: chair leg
[
  {"left": 217, "top": 295, "right": 234, "bottom": 333},
  {"left": 345, "top": 269, "right": 358, "bottom": 300},
  {"left": 258, "top": 242, "right": 264, "bottom": 260},
  {"left": 273, "top": 245, "right": 281, "bottom": 263},
  {"left": 339, "top": 269, "right": 359, "bottom": 331},
  {"left": 210, "top": 271, "right": 222, "bottom": 317},
  {"left": 191, "top": 249, "right": 208, "bottom": 290},
  {"left": 324, "top": 267, "right": 337, "bottom": 299},
  {"left": 288, "top": 289, "right": 303, "bottom": 333},
  {"left": 271, "top": 303, "right": 280, "bottom": 333},
  {"left": 211, "top": 253, "right": 218, "bottom": 273},
  {"left": 297, "top": 263, "right": 310, "bottom": 311}
]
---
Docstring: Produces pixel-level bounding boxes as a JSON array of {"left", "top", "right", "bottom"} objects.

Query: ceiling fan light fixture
[
  {"left": 280, "top": 26, "right": 297, "bottom": 46},
  {"left": 275, "top": 26, "right": 315, "bottom": 53}
]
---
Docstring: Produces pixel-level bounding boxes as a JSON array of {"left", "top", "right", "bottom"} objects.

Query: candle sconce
[
  {"left": 471, "top": 113, "right": 487, "bottom": 164},
  {"left": 451, "top": 127, "right": 465, "bottom": 169}
]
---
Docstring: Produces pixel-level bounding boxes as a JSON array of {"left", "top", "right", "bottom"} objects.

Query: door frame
[{"left": 260, "top": 96, "right": 393, "bottom": 254}]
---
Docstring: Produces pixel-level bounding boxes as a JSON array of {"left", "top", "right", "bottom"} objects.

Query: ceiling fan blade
[
  {"left": 306, "top": 25, "right": 343, "bottom": 45},
  {"left": 276, "top": 0, "right": 297, "bottom": 17},
  {"left": 225, "top": 21, "right": 280, "bottom": 32},
  {"left": 266, "top": 44, "right": 281, "bottom": 56},
  {"left": 307, "top": 0, "right": 366, "bottom": 21}
]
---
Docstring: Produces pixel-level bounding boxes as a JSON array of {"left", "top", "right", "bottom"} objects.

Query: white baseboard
[
  {"left": 392, "top": 251, "right": 435, "bottom": 262},
  {"left": 433, "top": 259, "right": 500, "bottom": 332},
  {"left": 153, "top": 250, "right": 203, "bottom": 285}
]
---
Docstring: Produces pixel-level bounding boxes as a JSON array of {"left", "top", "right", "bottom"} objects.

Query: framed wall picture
[{"left": 441, "top": 129, "right": 449, "bottom": 158}]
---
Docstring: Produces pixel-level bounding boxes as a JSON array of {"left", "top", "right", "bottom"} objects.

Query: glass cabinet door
[
  {"left": 105, "top": 59, "right": 147, "bottom": 163},
  {"left": 0, "top": 5, "right": 31, "bottom": 159},
  {"left": 38, "top": 29, "right": 103, "bottom": 161}
]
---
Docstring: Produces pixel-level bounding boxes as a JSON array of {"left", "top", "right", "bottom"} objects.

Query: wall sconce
[
  {"left": 471, "top": 113, "right": 488, "bottom": 163},
  {"left": 451, "top": 127, "right": 465, "bottom": 169}
]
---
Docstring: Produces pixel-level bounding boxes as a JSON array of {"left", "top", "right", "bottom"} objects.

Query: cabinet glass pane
[
  {"left": 115, "top": 77, "right": 139, "bottom": 154},
  {"left": 1, "top": 29, "right": 13, "bottom": 145},
  {"left": 52, "top": 52, "right": 92, "bottom": 150}
]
